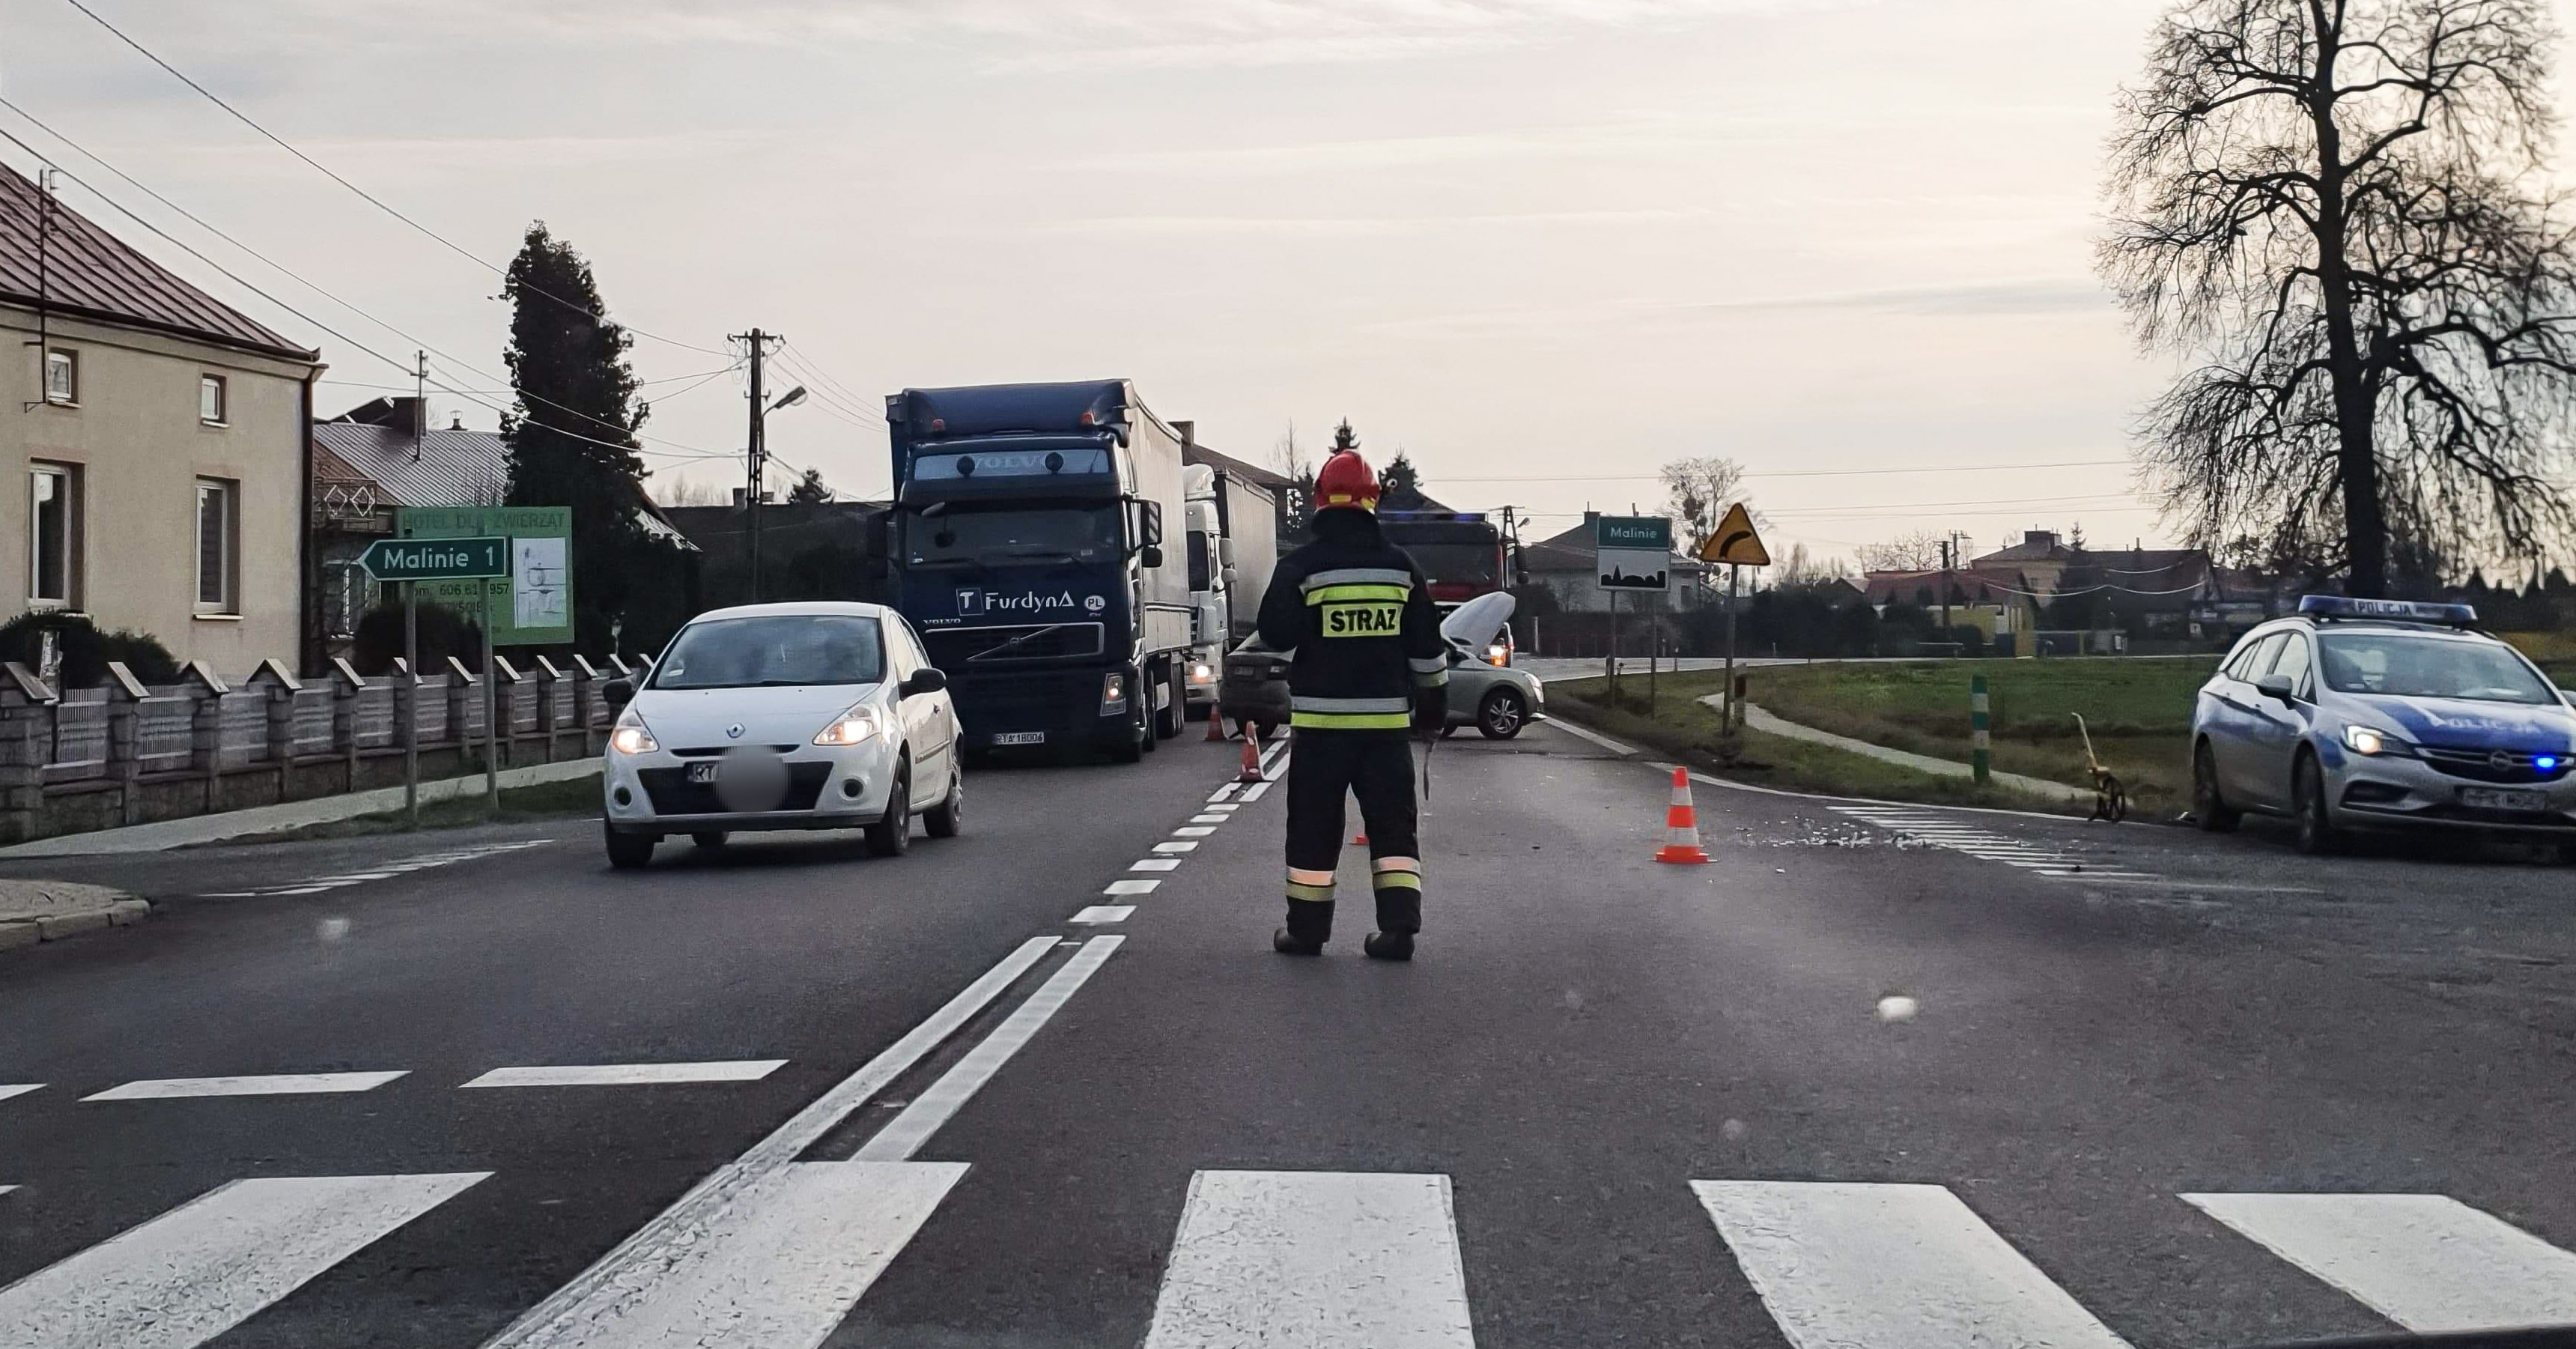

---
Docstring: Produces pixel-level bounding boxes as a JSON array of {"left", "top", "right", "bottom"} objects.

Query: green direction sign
[
  {"left": 395, "top": 506, "right": 575, "bottom": 646},
  {"left": 358, "top": 536, "right": 508, "bottom": 581},
  {"left": 1596, "top": 516, "right": 1671, "bottom": 551}
]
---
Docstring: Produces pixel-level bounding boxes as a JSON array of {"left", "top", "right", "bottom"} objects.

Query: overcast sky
[{"left": 8, "top": 0, "right": 2576, "bottom": 563}]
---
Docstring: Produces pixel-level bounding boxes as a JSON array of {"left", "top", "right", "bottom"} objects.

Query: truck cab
[{"left": 884, "top": 381, "right": 1194, "bottom": 763}]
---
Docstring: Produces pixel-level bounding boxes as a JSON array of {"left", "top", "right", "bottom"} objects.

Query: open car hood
[{"left": 1439, "top": 592, "right": 1516, "bottom": 654}]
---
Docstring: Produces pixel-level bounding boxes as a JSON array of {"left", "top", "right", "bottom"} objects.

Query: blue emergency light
[{"left": 2297, "top": 595, "right": 2479, "bottom": 625}]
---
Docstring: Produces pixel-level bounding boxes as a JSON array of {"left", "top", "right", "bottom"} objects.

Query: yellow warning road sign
[{"left": 1698, "top": 503, "right": 1770, "bottom": 566}]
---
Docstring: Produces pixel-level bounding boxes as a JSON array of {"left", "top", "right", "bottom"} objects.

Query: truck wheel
[
  {"left": 1110, "top": 712, "right": 1146, "bottom": 763},
  {"left": 604, "top": 822, "right": 656, "bottom": 870},
  {"left": 1152, "top": 661, "right": 1185, "bottom": 739}
]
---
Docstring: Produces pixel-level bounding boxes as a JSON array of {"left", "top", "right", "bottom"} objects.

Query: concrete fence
[{"left": 0, "top": 654, "right": 651, "bottom": 844}]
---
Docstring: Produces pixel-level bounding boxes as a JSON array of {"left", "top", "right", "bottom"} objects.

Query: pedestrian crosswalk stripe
[
  {"left": 1154, "top": 840, "right": 1200, "bottom": 853},
  {"left": 0, "top": 1084, "right": 40, "bottom": 1104},
  {"left": 1693, "top": 1180, "right": 2130, "bottom": 1349},
  {"left": 1071, "top": 905, "right": 1134, "bottom": 924},
  {"left": 0, "top": 1186, "right": 15, "bottom": 1198},
  {"left": 483, "top": 1160, "right": 963, "bottom": 1349},
  {"left": 83, "top": 1070, "right": 407, "bottom": 1101},
  {"left": 1143, "top": 1170, "right": 1475, "bottom": 1349},
  {"left": 1239, "top": 780, "right": 1275, "bottom": 802},
  {"left": 0, "top": 1171, "right": 487, "bottom": 1349},
  {"left": 1106, "top": 878, "right": 1161, "bottom": 895},
  {"left": 1173, "top": 825, "right": 1216, "bottom": 837},
  {"left": 2181, "top": 1192, "right": 2576, "bottom": 1333},
  {"left": 460, "top": 1061, "right": 786, "bottom": 1088},
  {"left": 1131, "top": 858, "right": 1181, "bottom": 872},
  {"left": 1189, "top": 814, "right": 1228, "bottom": 824}
]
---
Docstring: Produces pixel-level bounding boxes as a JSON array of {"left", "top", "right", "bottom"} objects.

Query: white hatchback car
[{"left": 600, "top": 601, "right": 962, "bottom": 868}]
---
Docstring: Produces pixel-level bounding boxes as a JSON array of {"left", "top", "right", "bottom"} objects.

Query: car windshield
[
  {"left": 649, "top": 614, "right": 884, "bottom": 690},
  {"left": 907, "top": 507, "right": 1121, "bottom": 566},
  {"left": 2318, "top": 631, "right": 2556, "bottom": 704}
]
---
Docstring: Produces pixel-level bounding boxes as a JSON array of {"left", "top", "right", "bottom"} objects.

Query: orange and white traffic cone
[
  {"left": 1238, "top": 728, "right": 1266, "bottom": 783},
  {"left": 1205, "top": 703, "right": 1227, "bottom": 742},
  {"left": 1654, "top": 766, "right": 1710, "bottom": 864}
]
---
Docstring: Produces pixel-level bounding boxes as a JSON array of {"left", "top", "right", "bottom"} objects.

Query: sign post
[
  {"left": 1596, "top": 516, "right": 1672, "bottom": 710},
  {"left": 1697, "top": 503, "right": 1771, "bottom": 733},
  {"left": 482, "top": 583, "right": 499, "bottom": 811},
  {"left": 360, "top": 528, "right": 513, "bottom": 821}
]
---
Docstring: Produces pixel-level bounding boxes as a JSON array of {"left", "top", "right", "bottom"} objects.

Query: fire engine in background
[{"left": 1378, "top": 510, "right": 1515, "bottom": 666}]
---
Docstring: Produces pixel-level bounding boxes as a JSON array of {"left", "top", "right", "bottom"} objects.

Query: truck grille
[{"left": 923, "top": 622, "right": 1106, "bottom": 667}]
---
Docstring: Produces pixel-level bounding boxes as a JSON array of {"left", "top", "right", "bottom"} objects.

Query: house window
[
  {"left": 195, "top": 478, "right": 237, "bottom": 611},
  {"left": 199, "top": 374, "right": 227, "bottom": 425},
  {"left": 28, "top": 464, "right": 78, "bottom": 605},
  {"left": 43, "top": 348, "right": 77, "bottom": 405}
]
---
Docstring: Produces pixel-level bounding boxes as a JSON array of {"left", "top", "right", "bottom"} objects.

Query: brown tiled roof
[{"left": 0, "top": 160, "right": 313, "bottom": 361}]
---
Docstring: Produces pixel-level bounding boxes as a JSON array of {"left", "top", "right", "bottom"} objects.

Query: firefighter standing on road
[{"left": 1257, "top": 438, "right": 1448, "bottom": 960}]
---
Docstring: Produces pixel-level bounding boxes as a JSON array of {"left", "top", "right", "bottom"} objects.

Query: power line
[
  {"left": 54, "top": 0, "right": 730, "bottom": 360},
  {"left": 0, "top": 102, "right": 732, "bottom": 458},
  {"left": 768, "top": 352, "right": 886, "bottom": 426},
  {"left": 0, "top": 127, "right": 730, "bottom": 466},
  {"left": 776, "top": 341, "right": 887, "bottom": 424}
]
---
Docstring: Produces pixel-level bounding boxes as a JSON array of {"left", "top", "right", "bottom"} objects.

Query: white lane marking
[
  {"left": 1209, "top": 783, "right": 1241, "bottom": 803},
  {"left": 854, "top": 936, "right": 1124, "bottom": 1162},
  {"left": 1071, "top": 906, "right": 1135, "bottom": 925},
  {"left": 2181, "top": 1192, "right": 2576, "bottom": 1332},
  {"left": 486, "top": 1160, "right": 963, "bottom": 1349},
  {"left": 191, "top": 840, "right": 551, "bottom": 900},
  {"left": 84, "top": 1071, "right": 407, "bottom": 1101},
  {"left": 483, "top": 936, "right": 1058, "bottom": 1349},
  {"left": 1692, "top": 1180, "right": 2128, "bottom": 1349},
  {"left": 1105, "top": 879, "right": 1161, "bottom": 896},
  {"left": 1153, "top": 841, "right": 1200, "bottom": 854},
  {"left": 0, "top": 1187, "right": 13, "bottom": 1198},
  {"left": 1239, "top": 780, "right": 1275, "bottom": 803},
  {"left": 461, "top": 1061, "right": 787, "bottom": 1089},
  {"left": 1131, "top": 858, "right": 1182, "bottom": 872},
  {"left": 1188, "top": 814, "right": 1229, "bottom": 824},
  {"left": 1142, "top": 1170, "right": 1474, "bottom": 1349},
  {"left": 0, "top": 1171, "right": 487, "bottom": 1349},
  {"left": 1548, "top": 718, "right": 1637, "bottom": 756},
  {"left": 0, "top": 1084, "right": 41, "bottom": 1104},
  {"left": 1173, "top": 826, "right": 1216, "bottom": 837},
  {"left": 1206, "top": 803, "right": 1242, "bottom": 813}
]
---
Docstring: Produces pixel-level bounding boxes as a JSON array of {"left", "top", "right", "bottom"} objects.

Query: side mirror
[
  {"left": 1140, "top": 544, "right": 1164, "bottom": 569},
  {"left": 1218, "top": 538, "right": 1237, "bottom": 567},
  {"left": 2257, "top": 673, "right": 2295, "bottom": 703},
  {"left": 899, "top": 667, "right": 948, "bottom": 698},
  {"left": 603, "top": 678, "right": 634, "bottom": 710}
]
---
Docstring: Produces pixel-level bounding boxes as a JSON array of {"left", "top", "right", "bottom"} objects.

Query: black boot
[
  {"left": 1274, "top": 927, "right": 1325, "bottom": 956},
  {"left": 1363, "top": 930, "right": 1415, "bottom": 961}
]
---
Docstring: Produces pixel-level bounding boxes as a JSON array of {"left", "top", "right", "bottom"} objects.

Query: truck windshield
[
  {"left": 1403, "top": 542, "right": 1502, "bottom": 589},
  {"left": 2318, "top": 632, "right": 2557, "bottom": 704},
  {"left": 907, "top": 506, "right": 1121, "bottom": 566},
  {"left": 650, "top": 614, "right": 884, "bottom": 690}
]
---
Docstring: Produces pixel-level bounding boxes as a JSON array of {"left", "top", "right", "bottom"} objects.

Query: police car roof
[{"left": 686, "top": 601, "right": 893, "bottom": 623}]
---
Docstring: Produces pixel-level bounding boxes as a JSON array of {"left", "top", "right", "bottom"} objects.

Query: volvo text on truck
[{"left": 884, "top": 381, "right": 1195, "bottom": 763}]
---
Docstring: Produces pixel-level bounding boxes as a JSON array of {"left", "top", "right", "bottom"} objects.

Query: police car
[{"left": 2190, "top": 596, "right": 2576, "bottom": 856}]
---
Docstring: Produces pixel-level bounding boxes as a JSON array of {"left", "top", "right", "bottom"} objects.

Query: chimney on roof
[
  {"left": 2025, "top": 530, "right": 2059, "bottom": 550},
  {"left": 1173, "top": 419, "right": 1195, "bottom": 449},
  {"left": 450, "top": 413, "right": 464, "bottom": 431}
]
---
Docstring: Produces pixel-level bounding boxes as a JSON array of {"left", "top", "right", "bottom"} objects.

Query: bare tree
[
  {"left": 1855, "top": 529, "right": 1951, "bottom": 573},
  {"left": 1269, "top": 421, "right": 1315, "bottom": 534},
  {"left": 651, "top": 472, "right": 729, "bottom": 507},
  {"left": 1659, "top": 455, "right": 1747, "bottom": 554},
  {"left": 786, "top": 467, "right": 835, "bottom": 505},
  {"left": 1772, "top": 542, "right": 1856, "bottom": 589},
  {"left": 2101, "top": 0, "right": 2576, "bottom": 597}
]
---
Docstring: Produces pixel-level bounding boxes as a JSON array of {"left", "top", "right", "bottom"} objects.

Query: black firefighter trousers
[{"left": 1281, "top": 729, "right": 1421, "bottom": 945}]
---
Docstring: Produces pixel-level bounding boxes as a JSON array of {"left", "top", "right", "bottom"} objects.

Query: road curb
[{"left": 0, "top": 882, "right": 151, "bottom": 954}]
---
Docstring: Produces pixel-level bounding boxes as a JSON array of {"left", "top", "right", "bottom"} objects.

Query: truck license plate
[
  {"left": 991, "top": 732, "right": 1046, "bottom": 746},
  {"left": 2460, "top": 786, "right": 2546, "bottom": 812},
  {"left": 687, "top": 762, "right": 721, "bottom": 784}
]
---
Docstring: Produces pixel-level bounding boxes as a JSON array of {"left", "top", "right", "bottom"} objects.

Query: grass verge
[
  {"left": 222, "top": 773, "right": 601, "bottom": 845},
  {"left": 1548, "top": 674, "right": 2076, "bottom": 813}
]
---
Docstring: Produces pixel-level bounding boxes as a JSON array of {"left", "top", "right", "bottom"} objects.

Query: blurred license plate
[
  {"left": 991, "top": 732, "right": 1045, "bottom": 746},
  {"left": 2460, "top": 786, "right": 2545, "bottom": 811},
  {"left": 687, "top": 762, "right": 720, "bottom": 784}
]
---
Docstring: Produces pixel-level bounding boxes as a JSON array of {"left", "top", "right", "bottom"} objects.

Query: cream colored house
[{"left": 2, "top": 162, "right": 321, "bottom": 675}]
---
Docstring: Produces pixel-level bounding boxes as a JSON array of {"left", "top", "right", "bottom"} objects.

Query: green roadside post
[{"left": 1970, "top": 673, "right": 1992, "bottom": 785}]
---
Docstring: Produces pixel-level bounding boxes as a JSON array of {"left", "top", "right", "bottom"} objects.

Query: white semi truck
[{"left": 1179, "top": 459, "right": 1278, "bottom": 715}]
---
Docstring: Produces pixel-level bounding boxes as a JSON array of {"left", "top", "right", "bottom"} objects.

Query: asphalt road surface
[{"left": 3, "top": 718, "right": 2574, "bottom": 1348}]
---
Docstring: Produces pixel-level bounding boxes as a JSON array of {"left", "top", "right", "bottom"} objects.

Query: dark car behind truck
[{"left": 884, "top": 381, "right": 1195, "bottom": 762}]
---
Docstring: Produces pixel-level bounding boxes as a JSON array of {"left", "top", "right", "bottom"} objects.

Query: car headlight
[
  {"left": 2341, "top": 724, "right": 2406, "bottom": 757},
  {"left": 813, "top": 703, "right": 884, "bottom": 747},
  {"left": 1486, "top": 644, "right": 1509, "bottom": 667},
  {"left": 609, "top": 708, "right": 658, "bottom": 756}
]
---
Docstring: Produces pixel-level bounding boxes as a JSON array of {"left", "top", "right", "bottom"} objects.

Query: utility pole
[
  {"left": 1939, "top": 536, "right": 1954, "bottom": 634},
  {"left": 732, "top": 329, "right": 781, "bottom": 601}
]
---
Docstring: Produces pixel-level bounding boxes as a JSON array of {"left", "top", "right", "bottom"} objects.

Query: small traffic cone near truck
[{"left": 1655, "top": 766, "right": 1710, "bottom": 864}]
